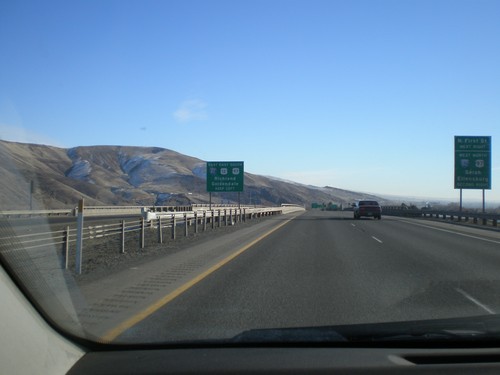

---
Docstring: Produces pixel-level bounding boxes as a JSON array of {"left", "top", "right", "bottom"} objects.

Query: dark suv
[{"left": 353, "top": 200, "right": 382, "bottom": 220}]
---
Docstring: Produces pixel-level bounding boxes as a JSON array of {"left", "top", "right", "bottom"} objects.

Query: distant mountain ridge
[{"left": 0, "top": 140, "right": 385, "bottom": 210}]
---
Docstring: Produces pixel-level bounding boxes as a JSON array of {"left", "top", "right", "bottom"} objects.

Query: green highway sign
[
  {"left": 454, "top": 136, "right": 491, "bottom": 190},
  {"left": 206, "top": 161, "right": 244, "bottom": 192}
]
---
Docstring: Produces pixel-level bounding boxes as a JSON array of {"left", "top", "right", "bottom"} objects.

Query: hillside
[{"left": 0, "top": 140, "right": 385, "bottom": 210}]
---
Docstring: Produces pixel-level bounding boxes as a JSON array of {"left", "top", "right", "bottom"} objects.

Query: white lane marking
[
  {"left": 397, "top": 219, "right": 500, "bottom": 245},
  {"left": 455, "top": 288, "right": 495, "bottom": 315},
  {"left": 351, "top": 224, "right": 356, "bottom": 227},
  {"left": 372, "top": 236, "right": 383, "bottom": 243}
]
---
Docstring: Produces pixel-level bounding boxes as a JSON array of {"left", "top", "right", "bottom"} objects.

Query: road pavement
[{"left": 109, "top": 210, "right": 500, "bottom": 343}]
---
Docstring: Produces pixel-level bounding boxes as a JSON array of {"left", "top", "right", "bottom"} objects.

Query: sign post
[
  {"left": 206, "top": 161, "right": 244, "bottom": 206},
  {"left": 454, "top": 136, "right": 492, "bottom": 211},
  {"left": 75, "top": 198, "right": 84, "bottom": 275}
]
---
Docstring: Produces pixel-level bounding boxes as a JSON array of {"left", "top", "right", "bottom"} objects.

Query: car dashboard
[{"left": 4, "top": 260, "right": 500, "bottom": 375}]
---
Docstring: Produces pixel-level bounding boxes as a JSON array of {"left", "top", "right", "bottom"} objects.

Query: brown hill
[{"left": 0, "top": 140, "right": 384, "bottom": 210}]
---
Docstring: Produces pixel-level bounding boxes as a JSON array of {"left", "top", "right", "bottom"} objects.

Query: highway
[{"left": 74, "top": 210, "right": 500, "bottom": 343}]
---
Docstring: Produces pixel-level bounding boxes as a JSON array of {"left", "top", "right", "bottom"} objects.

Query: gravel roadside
[{"left": 69, "top": 215, "right": 272, "bottom": 284}]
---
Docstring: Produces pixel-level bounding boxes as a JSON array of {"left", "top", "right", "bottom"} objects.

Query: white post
[
  {"left": 75, "top": 199, "right": 84, "bottom": 274},
  {"left": 121, "top": 220, "right": 126, "bottom": 254}
]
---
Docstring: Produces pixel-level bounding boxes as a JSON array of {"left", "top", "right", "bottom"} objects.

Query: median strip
[{"left": 99, "top": 216, "right": 296, "bottom": 343}]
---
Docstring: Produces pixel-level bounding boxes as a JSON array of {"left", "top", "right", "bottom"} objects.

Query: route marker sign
[
  {"left": 206, "top": 161, "right": 244, "bottom": 192},
  {"left": 454, "top": 136, "right": 491, "bottom": 190}
]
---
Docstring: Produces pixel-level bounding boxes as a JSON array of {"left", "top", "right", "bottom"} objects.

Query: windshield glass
[{"left": 1, "top": 0, "right": 499, "bottom": 346}]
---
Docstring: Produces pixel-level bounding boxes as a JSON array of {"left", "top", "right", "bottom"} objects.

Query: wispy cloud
[
  {"left": 173, "top": 99, "right": 208, "bottom": 123},
  {"left": 0, "top": 123, "right": 65, "bottom": 147}
]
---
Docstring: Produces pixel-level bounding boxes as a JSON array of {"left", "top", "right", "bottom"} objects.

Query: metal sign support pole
[
  {"left": 483, "top": 189, "right": 486, "bottom": 213},
  {"left": 460, "top": 189, "right": 463, "bottom": 213}
]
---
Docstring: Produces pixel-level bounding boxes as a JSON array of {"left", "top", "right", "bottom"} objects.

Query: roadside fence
[
  {"left": 0, "top": 206, "right": 287, "bottom": 274},
  {"left": 382, "top": 207, "right": 499, "bottom": 228}
]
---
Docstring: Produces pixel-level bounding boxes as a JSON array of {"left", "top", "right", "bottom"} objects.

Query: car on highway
[
  {"left": 353, "top": 200, "right": 382, "bottom": 220},
  {"left": 2, "top": 1, "right": 500, "bottom": 374}
]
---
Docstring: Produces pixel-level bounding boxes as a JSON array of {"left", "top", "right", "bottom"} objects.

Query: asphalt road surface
[{"left": 109, "top": 210, "right": 500, "bottom": 343}]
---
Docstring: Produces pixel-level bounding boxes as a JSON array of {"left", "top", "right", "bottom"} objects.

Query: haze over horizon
[{"left": 1, "top": 0, "right": 499, "bottom": 202}]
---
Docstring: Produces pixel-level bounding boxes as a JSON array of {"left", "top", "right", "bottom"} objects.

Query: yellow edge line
[{"left": 99, "top": 216, "right": 296, "bottom": 343}]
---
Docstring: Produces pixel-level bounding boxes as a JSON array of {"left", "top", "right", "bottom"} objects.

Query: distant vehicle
[{"left": 353, "top": 200, "right": 382, "bottom": 220}]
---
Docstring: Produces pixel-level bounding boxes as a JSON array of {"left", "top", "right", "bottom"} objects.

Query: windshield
[{"left": 1, "top": 0, "right": 500, "bottom": 346}]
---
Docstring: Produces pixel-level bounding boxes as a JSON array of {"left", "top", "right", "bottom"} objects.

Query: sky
[{"left": 1, "top": 0, "right": 499, "bottom": 203}]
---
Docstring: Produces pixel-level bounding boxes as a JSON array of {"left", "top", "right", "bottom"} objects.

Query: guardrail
[
  {"left": 0, "top": 204, "right": 257, "bottom": 218},
  {"left": 0, "top": 209, "right": 75, "bottom": 217},
  {"left": 382, "top": 207, "right": 499, "bottom": 228},
  {"left": 0, "top": 205, "right": 304, "bottom": 274}
]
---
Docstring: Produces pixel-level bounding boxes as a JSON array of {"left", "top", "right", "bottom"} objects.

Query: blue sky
[{"left": 1, "top": 0, "right": 499, "bottom": 202}]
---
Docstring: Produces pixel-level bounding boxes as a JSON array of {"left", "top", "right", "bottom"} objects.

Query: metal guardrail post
[
  {"left": 158, "top": 217, "right": 163, "bottom": 243},
  {"left": 184, "top": 213, "right": 189, "bottom": 237},
  {"left": 203, "top": 211, "right": 207, "bottom": 231},
  {"left": 64, "top": 226, "right": 69, "bottom": 270},
  {"left": 211, "top": 210, "right": 215, "bottom": 229},
  {"left": 194, "top": 212, "right": 198, "bottom": 234},
  {"left": 121, "top": 220, "right": 125, "bottom": 254},
  {"left": 75, "top": 199, "right": 84, "bottom": 275},
  {"left": 171, "top": 214, "right": 176, "bottom": 240},
  {"left": 141, "top": 218, "right": 145, "bottom": 249}
]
